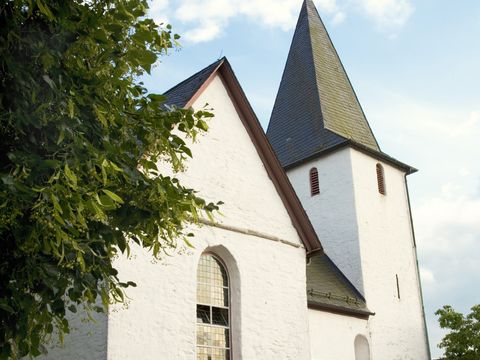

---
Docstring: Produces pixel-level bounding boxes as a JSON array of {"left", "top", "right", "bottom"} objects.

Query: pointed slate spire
[{"left": 267, "top": 0, "right": 380, "bottom": 168}]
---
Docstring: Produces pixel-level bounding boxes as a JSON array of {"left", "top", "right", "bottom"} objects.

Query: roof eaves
[
  {"left": 349, "top": 142, "right": 417, "bottom": 174},
  {"left": 283, "top": 140, "right": 417, "bottom": 175},
  {"left": 308, "top": 301, "right": 375, "bottom": 319}
]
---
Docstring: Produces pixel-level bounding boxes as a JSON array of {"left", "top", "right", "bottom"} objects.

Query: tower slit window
[
  {"left": 376, "top": 163, "right": 386, "bottom": 195},
  {"left": 310, "top": 167, "right": 320, "bottom": 196},
  {"left": 196, "top": 254, "right": 231, "bottom": 360},
  {"left": 396, "top": 274, "right": 401, "bottom": 299}
]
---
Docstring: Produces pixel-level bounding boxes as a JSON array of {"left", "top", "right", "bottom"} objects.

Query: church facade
[{"left": 41, "top": 1, "right": 431, "bottom": 359}]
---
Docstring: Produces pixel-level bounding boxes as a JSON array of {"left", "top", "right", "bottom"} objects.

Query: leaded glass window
[{"left": 196, "top": 254, "right": 231, "bottom": 360}]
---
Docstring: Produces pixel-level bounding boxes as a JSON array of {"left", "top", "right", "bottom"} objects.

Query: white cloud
[
  {"left": 420, "top": 267, "right": 435, "bottom": 284},
  {"left": 459, "top": 167, "right": 471, "bottom": 177},
  {"left": 149, "top": 0, "right": 349, "bottom": 43},
  {"left": 149, "top": 0, "right": 170, "bottom": 25},
  {"left": 182, "top": 22, "right": 223, "bottom": 43},
  {"left": 332, "top": 11, "right": 347, "bottom": 25},
  {"left": 358, "top": 0, "right": 414, "bottom": 29},
  {"left": 149, "top": 0, "right": 415, "bottom": 43},
  {"left": 415, "top": 192, "right": 480, "bottom": 255},
  {"left": 413, "top": 183, "right": 480, "bottom": 355}
]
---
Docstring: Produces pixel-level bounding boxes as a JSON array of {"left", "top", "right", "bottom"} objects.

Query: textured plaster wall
[
  {"left": 38, "top": 302, "right": 107, "bottom": 360},
  {"left": 108, "top": 226, "right": 309, "bottom": 360},
  {"left": 308, "top": 309, "right": 370, "bottom": 360},
  {"left": 43, "top": 74, "right": 310, "bottom": 359},
  {"left": 350, "top": 149, "right": 429, "bottom": 360},
  {"left": 107, "top": 74, "right": 310, "bottom": 359},
  {"left": 286, "top": 148, "right": 364, "bottom": 293}
]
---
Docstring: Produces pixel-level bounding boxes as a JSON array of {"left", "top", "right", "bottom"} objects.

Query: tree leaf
[
  {"left": 64, "top": 164, "right": 77, "bottom": 187},
  {"left": 36, "top": 0, "right": 55, "bottom": 20},
  {"left": 102, "top": 189, "right": 124, "bottom": 204}
]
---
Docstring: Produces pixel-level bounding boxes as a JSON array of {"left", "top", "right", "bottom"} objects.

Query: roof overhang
[
  {"left": 308, "top": 301, "right": 375, "bottom": 320},
  {"left": 284, "top": 140, "right": 417, "bottom": 175}
]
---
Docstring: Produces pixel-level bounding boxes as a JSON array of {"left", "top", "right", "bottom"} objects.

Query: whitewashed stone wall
[
  {"left": 288, "top": 147, "right": 429, "bottom": 360},
  {"left": 107, "top": 74, "right": 310, "bottom": 359},
  {"left": 43, "top": 74, "right": 311, "bottom": 359},
  {"left": 108, "top": 225, "right": 308, "bottom": 360},
  {"left": 308, "top": 309, "right": 370, "bottom": 360},
  {"left": 37, "top": 304, "right": 107, "bottom": 360},
  {"left": 286, "top": 148, "right": 364, "bottom": 293},
  {"left": 350, "top": 149, "right": 429, "bottom": 360}
]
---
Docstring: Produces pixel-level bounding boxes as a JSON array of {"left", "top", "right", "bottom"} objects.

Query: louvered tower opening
[
  {"left": 376, "top": 163, "right": 386, "bottom": 195},
  {"left": 310, "top": 167, "right": 320, "bottom": 196}
]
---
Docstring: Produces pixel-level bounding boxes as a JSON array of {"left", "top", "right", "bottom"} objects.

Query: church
[{"left": 42, "top": 1, "right": 431, "bottom": 359}]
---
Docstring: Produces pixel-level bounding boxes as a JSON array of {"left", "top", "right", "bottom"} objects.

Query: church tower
[{"left": 267, "top": 1, "right": 431, "bottom": 358}]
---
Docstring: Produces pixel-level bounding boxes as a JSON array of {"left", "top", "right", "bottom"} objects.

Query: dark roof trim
[
  {"left": 163, "top": 58, "right": 224, "bottom": 109},
  {"left": 184, "top": 60, "right": 224, "bottom": 109},
  {"left": 171, "top": 58, "right": 323, "bottom": 254},
  {"left": 284, "top": 140, "right": 417, "bottom": 175},
  {"left": 308, "top": 301, "right": 375, "bottom": 319}
]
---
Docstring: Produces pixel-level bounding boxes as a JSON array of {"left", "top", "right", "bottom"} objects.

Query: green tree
[
  {"left": 0, "top": 1, "right": 219, "bottom": 358},
  {"left": 436, "top": 305, "right": 480, "bottom": 360}
]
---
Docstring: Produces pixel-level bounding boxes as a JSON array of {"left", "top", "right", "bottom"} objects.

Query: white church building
[{"left": 43, "top": 1, "right": 431, "bottom": 359}]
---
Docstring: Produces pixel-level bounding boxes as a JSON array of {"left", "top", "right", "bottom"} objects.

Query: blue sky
[{"left": 145, "top": 1, "right": 480, "bottom": 357}]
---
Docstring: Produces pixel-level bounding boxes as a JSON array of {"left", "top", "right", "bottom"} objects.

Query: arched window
[
  {"left": 376, "top": 163, "right": 386, "bottom": 195},
  {"left": 310, "top": 167, "right": 320, "bottom": 196},
  {"left": 354, "top": 335, "right": 371, "bottom": 360},
  {"left": 196, "top": 253, "right": 231, "bottom": 360}
]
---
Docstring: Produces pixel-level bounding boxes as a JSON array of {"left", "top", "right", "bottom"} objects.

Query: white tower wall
[
  {"left": 286, "top": 148, "right": 364, "bottom": 293},
  {"left": 287, "top": 147, "right": 430, "bottom": 360},
  {"left": 350, "top": 149, "right": 429, "bottom": 359}
]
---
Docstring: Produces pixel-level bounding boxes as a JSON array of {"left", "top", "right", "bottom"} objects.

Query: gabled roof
[
  {"left": 164, "top": 58, "right": 224, "bottom": 108},
  {"left": 266, "top": 0, "right": 383, "bottom": 168},
  {"left": 307, "top": 253, "right": 373, "bottom": 318},
  {"left": 163, "top": 58, "right": 322, "bottom": 254}
]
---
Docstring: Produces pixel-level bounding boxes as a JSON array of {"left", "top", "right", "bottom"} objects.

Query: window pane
[
  {"left": 197, "top": 283, "right": 210, "bottom": 304},
  {"left": 211, "top": 286, "right": 228, "bottom": 307},
  {"left": 197, "top": 255, "right": 228, "bottom": 287},
  {"left": 197, "top": 305, "right": 210, "bottom": 324},
  {"left": 196, "top": 325, "right": 229, "bottom": 348},
  {"left": 212, "top": 307, "right": 229, "bottom": 327},
  {"left": 196, "top": 325, "right": 209, "bottom": 346}
]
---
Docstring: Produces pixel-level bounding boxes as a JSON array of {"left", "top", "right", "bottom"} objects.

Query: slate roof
[
  {"left": 307, "top": 252, "right": 373, "bottom": 317},
  {"left": 163, "top": 58, "right": 224, "bottom": 108},
  {"left": 266, "top": 0, "right": 381, "bottom": 168}
]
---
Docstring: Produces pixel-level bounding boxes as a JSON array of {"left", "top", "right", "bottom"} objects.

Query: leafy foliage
[
  {"left": 436, "top": 305, "right": 480, "bottom": 360},
  {"left": 0, "top": 0, "right": 219, "bottom": 358}
]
